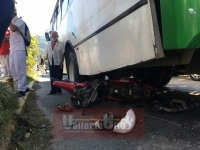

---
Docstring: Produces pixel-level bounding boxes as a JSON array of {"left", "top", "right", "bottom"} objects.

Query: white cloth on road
[{"left": 9, "top": 50, "right": 28, "bottom": 91}]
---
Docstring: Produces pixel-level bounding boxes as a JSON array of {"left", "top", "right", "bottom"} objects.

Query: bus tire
[
  {"left": 158, "top": 66, "right": 173, "bottom": 87},
  {"left": 142, "top": 67, "right": 165, "bottom": 87},
  {"left": 67, "top": 52, "right": 80, "bottom": 82}
]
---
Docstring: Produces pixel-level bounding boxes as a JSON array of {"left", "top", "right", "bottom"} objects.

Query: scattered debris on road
[
  {"left": 153, "top": 99, "right": 200, "bottom": 113},
  {"left": 56, "top": 101, "right": 74, "bottom": 112}
]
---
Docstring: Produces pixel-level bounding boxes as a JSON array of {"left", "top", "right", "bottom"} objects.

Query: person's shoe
[
  {"left": 47, "top": 92, "right": 56, "bottom": 95},
  {"left": 57, "top": 92, "right": 62, "bottom": 95},
  {"left": 25, "top": 88, "right": 35, "bottom": 93},
  {"left": 16, "top": 91, "right": 25, "bottom": 98},
  {"left": 25, "top": 88, "right": 30, "bottom": 93}
]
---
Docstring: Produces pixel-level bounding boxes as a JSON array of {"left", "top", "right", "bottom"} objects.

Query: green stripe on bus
[{"left": 160, "top": 0, "right": 200, "bottom": 50}]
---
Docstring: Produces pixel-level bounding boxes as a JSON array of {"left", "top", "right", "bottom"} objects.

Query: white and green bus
[{"left": 46, "top": 0, "right": 200, "bottom": 87}]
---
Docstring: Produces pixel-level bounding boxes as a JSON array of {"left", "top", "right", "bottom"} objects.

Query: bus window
[
  {"left": 57, "top": 11, "right": 61, "bottom": 29},
  {"left": 60, "top": 0, "right": 64, "bottom": 7},
  {"left": 68, "top": 0, "right": 73, "bottom": 7},
  {"left": 55, "top": 4, "right": 59, "bottom": 17},
  {"left": 56, "top": 1, "right": 61, "bottom": 28},
  {"left": 61, "top": 0, "right": 68, "bottom": 20},
  {"left": 54, "top": 4, "right": 59, "bottom": 29},
  {"left": 50, "top": 15, "right": 55, "bottom": 31},
  {"left": 54, "top": 12, "right": 57, "bottom": 30},
  {"left": 59, "top": 0, "right": 63, "bottom": 21}
]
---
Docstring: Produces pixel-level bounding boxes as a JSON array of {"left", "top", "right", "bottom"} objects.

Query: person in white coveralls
[{"left": 9, "top": 11, "right": 30, "bottom": 97}]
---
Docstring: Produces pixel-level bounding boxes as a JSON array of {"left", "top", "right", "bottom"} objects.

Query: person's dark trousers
[
  {"left": 49, "top": 58, "right": 63, "bottom": 94},
  {"left": 0, "top": 0, "right": 14, "bottom": 46}
]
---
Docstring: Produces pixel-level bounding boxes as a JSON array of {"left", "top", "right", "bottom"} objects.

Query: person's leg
[
  {"left": 1, "top": 55, "right": 6, "bottom": 76},
  {"left": 9, "top": 51, "right": 17, "bottom": 80},
  {"left": 15, "top": 50, "right": 28, "bottom": 92},
  {"left": 42, "top": 65, "right": 45, "bottom": 75},
  {"left": 40, "top": 65, "right": 45, "bottom": 76},
  {"left": 49, "top": 65, "right": 56, "bottom": 94},
  {"left": 10, "top": 51, "right": 23, "bottom": 96},
  {"left": 48, "top": 57, "right": 56, "bottom": 94},
  {"left": 56, "top": 66, "right": 63, "bottom": 94},
  {"left": 44, "top": 65, "right": 48, "bottom": 73},
  {"left": 4, "top": 54, "right": 14, "bottom": 90},
  {"left": 0, "top": 56, "right": 3, "bottom": 77},
  {"left": 51, "top": 65, "right": 58, "bottom": 93},
  {"left": 3, "top": 54, "right": 12, "bottom": 78}
]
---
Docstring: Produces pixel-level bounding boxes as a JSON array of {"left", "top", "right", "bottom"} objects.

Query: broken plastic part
[
  {"left": 56, "top": 103, "right": 74, "bottom": 112},
  {"left": 90, "top": 115, "right": 101, "bottom": 122},
  {"left": 113, "top": 109, "right": 136, "bottom": 134},
  {"left": 94, "top": 119, "right": 102, "bottom": 129},
  {"left": 82, "top": 80, "right": 100, "bottom": 107}
]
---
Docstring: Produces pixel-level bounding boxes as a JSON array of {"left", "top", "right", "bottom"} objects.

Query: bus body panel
[
  {"left": 67, "top": 0, "right": 147, "bottom": 46},
  {"left": 52, "top": 0, "right": 163, "bottom": 75},
  {"left": 161, "top": 0, "right": 200, "bottom": 50},
  {"left": 76, "top": 5, "right": 158, "bottom": 75}
]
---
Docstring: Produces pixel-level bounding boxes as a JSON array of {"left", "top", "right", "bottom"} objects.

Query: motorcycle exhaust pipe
[{"left": 51, "top": 77, "right": 76, "bottom": 93}]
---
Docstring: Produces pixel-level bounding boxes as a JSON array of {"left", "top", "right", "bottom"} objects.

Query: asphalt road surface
[{"left": 36, "top": 73, "right": 200, "bottom": 150}]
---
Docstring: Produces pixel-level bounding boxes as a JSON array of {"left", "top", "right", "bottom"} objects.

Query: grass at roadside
[
  {"left": 27, "top": 72, "right": 37, "bottom": 84},
  {"left": 0, "top": 82, "right": 19, "bottom": 150},
  {"left": 8, "top": 82, "right": 53, "bottom": 150}
]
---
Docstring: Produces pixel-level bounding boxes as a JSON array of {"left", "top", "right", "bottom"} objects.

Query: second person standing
[{"left": 46, "top": 31, "right": 65, "bottom": 95}]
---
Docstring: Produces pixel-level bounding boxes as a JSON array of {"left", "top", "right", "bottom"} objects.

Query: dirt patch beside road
[{"left": 8, "top": 83, "right": 52, "bottom": 150}]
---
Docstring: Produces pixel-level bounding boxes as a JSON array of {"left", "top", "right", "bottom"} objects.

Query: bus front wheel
[
  {"left": 67, "top": 52, "right": 87, "bottom": 82},
  {"left": 67, "top": 52, "right": 80, "bottom": 82}
]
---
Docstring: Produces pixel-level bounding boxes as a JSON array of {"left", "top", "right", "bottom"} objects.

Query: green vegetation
[
  {"left": 37, "top": 36, "right": 48, "bottom": 61},
  {"left": 26, "top": 35, "right": 39, "bottom": 80},
  {"left": 0, "top": 83, "right": 18, "bottom": 125},
  {"left": 0, "top": 82, "right": 19, "bottom": 149}
]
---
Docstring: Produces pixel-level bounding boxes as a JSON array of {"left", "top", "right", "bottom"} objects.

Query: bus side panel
[
  {"left": 67, "top": 0, "right": 141, "bottom": 46},
  {"left": 77, "top": 5, "right": 156, "bottom": 75}
]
